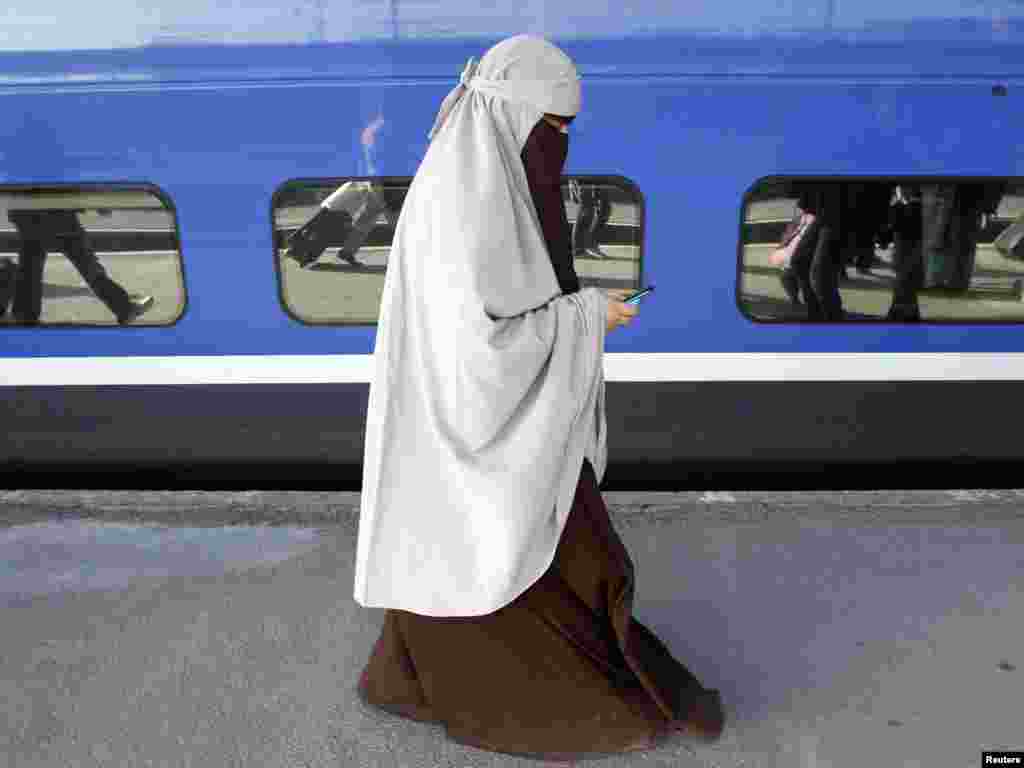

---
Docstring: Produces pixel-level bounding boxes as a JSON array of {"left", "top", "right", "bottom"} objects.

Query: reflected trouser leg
[
  {"left": 61, "top": 234, "right": 134, "bottom": 319},
  {"left": 585, "top": 189, "right": 611, "bottom": 251},
  {"left": 921, "top": 184, "right": 955, "bottom": 288},
  {"left": 12, "top": 241, "right": 47, "bottom": 324},
  {"left": 572, "top": 193, "right": 595, "bottom": 255},
  {"left": 952, "top": 203, "right": 982, "bottom": 292},
  {"left": 0, "top": 257, "right": 16, "bottom": 316},
  {"left": 810, "top": 222, "right": 843, "bottom": 320},
  {"left": 790, "top": 218, "right": 823, "bottom": 319},
  {"left": 889, "top": 233, "right": 923, "bottom": 316},
  {"left": 597, "top": 192, "right": 613, "bottom": 231}
]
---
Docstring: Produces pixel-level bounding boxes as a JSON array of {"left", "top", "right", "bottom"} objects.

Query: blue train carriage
[{"left": 0, "top": 2, "right": 1022, "bottom": 490}]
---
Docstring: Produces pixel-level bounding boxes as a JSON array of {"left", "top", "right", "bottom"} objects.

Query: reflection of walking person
[
  {"left": 8, "top": 210, "right": 153, "bottom": 325},
  {"left": 283, "top": 182, "right": 404, "bottom": 269},
  {"left": 772, "top": 207, "right": 815, "bottom": 306},
  {"left": 569, "top": 178, "right": 612, "bottom": 259},
  {"left": 789, "top": 183, "right": 845, "bottom": 321},
  {"left": 886, "top": 186, "right": 924, "bottom": 322}
]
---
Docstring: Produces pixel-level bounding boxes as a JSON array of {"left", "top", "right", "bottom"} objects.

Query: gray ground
[{"left": 2, "top": 489, "right": 1023, "bottom": 767}]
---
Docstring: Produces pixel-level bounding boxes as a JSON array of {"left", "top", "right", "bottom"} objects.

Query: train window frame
[
  {"left": 0, "top": 182, "right": 188, "bottom": 329},
  {"left": 736, "top": 174, "right": 1023, "bottom": 326},
  {"left": 271, "top": 174, "right": 646, "bottom": 327}
]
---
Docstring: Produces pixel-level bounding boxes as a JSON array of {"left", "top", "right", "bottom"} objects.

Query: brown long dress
[{"left": 357, "top": 458, "right": 725, "bottom": 759}]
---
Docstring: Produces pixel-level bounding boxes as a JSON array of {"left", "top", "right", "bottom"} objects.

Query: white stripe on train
[{"left": 2, "top": 353, "right": 1024, "bottom": 385}]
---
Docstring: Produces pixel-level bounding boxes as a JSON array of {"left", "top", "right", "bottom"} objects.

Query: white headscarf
[{"left": 354, "top": 35, "right": 609, "bottom": 617}]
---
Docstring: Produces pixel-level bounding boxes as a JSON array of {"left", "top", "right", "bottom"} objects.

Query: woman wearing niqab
[{"left": 354, "top": 34, "right": 724, "bottom": 758}]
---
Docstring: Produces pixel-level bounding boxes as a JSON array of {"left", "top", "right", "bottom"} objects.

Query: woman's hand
[{"left": 605, "top": 288, "right": 638, "bottom": 333}]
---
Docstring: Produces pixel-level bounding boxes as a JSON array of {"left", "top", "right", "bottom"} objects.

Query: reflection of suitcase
[
  {"left": 284, "top": 181, "right": 388, "bottom": 268},
  {"left": 283, "top": 208, "right": 354, "bottom": 267},
  {"left": 994, "top": 212, "right": 1024, "bottom": 260}
]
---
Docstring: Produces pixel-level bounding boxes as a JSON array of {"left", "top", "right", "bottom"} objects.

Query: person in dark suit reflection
[
  {"left": 3, "top": 109, "right": 153, "bottom": 325},
  {"left": 789, "top": 182, "right": 845, "bottom": 321},
  {"left": 922, "top": 181, "right": 1006, "bottom": 292},
  {"left": 283, "top": 182, "right": 406, "bottom": 269},
  {"left": 8, "top": 209, "right": 154, "bottom": 325},
  {"left": 842, "top": 181, "right": 895, "bottom": 277}
]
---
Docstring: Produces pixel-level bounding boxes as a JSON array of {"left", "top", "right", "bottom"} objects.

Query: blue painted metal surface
[{"left": 0, "top": 22, "right": 1022, "bottom": 359}]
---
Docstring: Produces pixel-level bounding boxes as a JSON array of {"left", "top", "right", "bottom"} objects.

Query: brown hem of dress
[{"left": 357, "top": 459, "right": 723, "bottom": 758}]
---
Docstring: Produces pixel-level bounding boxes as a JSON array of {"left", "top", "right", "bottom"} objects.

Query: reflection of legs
[
  {"left": 950, "top": 200, "right": 982, "bottom": 293},
  {"left": 0, "top": 257, "right": 16, "bottom": 317},
  {"left": 810, "top": 222, "right": 843, "bottom": 321},
  {"left": 888, "top": 236, "right": 923, "bottom": 320},
  {"left": 8, "top": 210, "right": 53, "bottom": 324},
  {"left": 60, "top": 232, "right": 135, "bottom": 320},
  {"left": 888, "top": 203, "right": 924, "bottom": 321},
  {"left": 583, "top": 189, "right": 612, "bottom": 257},
  {"left": 11, "top": 240, "right": 46, "bottom": 324},
  {"left": 572, "top": 189, "right": 596, "bottom": 257},
  {"left": 921, "top": 184, "right": 955, "bottom": 289},
  {"left": 790, "top": 219, "right": 822, "bottom": 319}
]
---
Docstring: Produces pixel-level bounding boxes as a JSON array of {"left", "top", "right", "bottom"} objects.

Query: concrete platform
[{"left": 2, "top": 489, "right": 1023, "bottom": 767}]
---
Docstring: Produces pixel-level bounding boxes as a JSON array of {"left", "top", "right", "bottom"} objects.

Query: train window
[
  {"left": 273, "top": 176, "right": 644, "bottom": 325},
  {"left": 0, "top": 185, "right": 184, "bottom": 327},
  {"left": 739, "top": 177, "right": 1024, "bottom": 323}
]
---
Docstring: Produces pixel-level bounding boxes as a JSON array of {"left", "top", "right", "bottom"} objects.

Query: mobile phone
[{"left": 623, "top": 285, "right": 654, "bottom": 305}]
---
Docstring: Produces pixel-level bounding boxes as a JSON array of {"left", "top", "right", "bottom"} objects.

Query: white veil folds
[{"left": 354, "top": 35, "right": 609, "bottom": 617}]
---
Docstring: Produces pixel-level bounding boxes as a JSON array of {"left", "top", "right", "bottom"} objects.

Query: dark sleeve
[
  {"left": 521, "top": 128, "right": 580, "bottom": 295},
  {"left": 963, "top": 182, "right": 1006, "bottom": 216},
  {"left": 854, "top": 182, "right": 896, "bottom": 237}
]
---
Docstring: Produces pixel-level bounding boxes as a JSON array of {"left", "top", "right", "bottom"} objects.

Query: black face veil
[{"left": 521, "top": 119, "right": 579, "bottom": 295}]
